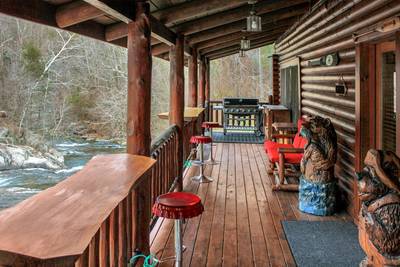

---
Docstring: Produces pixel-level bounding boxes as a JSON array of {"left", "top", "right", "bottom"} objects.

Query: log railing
[{"left": 149, "top": 125, "right": 179, "bottom": 226}]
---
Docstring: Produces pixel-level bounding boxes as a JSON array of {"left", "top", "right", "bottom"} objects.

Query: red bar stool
[
  {"left": 201, "top": 122, "right": 221, "bottom": 165},
  {"left": 190, "top": 135, "right": 213, "bottom": 183},
  {"left": 153, "top": 192, "right": 204, "bottom": 267}
]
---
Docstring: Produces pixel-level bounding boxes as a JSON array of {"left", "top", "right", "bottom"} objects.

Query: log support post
[
  {"left": 271, "top": 54, "right": 280, "bottom": 104},
  {"left": 170, "top": 34, "right": 185, "bottom": 192},
  {"left": 127, "top": 0, "right": 152, "bottom": 256},
  {"left": 199, "top": 57, "right": 206, "bottom": 108},
  {"left": 205, "top": 58, "right": 211, "bottom": 121},
  {"left": 355, "top": 43, "right": 375, "bottom": 221},
  {"left": 188, "top": 49, "right": 198, "bottom": 107}
]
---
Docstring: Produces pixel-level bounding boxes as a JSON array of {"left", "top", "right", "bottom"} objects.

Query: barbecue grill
[{"left": 223, "top": 98, "right": 263, "bottom": 136}]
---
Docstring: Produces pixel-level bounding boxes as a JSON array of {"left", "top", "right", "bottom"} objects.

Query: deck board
[{"left": 150, "top": 143, "right": 351, "bottom": 267}]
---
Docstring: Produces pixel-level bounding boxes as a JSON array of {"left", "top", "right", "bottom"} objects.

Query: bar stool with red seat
[
  {"left": 201, "top": 122, "right": 221, "bottom": 165},
  {"left": 153, "top": 192, "right": 204, "bottom": 267},
  {"left": 190, "top": 135, "right": 213, "bottom": 183}
]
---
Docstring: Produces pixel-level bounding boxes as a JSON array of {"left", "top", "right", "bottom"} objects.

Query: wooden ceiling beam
[
  {"left": 56, "top": 1, "right": 104, "bottom": 28},
  {"left": 187, "top": 6, "right": 307, "bottom": 45},
  {"left": 105, "top": 2, "right": 308, "bottom": 43},
  {"left": 0, "top": 0, "right": 119, "bottom": 46},
  {"left": 201, "top": 31, "right": 283, "bottom": 55},
  {"left": 207, "top": 40, "right": 276, "bottom": 60},
  {"left": 196, "top": 18, "right": 296, "bottom": 51},
  {"left": 203, "top": 34, "right": 281, "bottom": 59},
  {"left": 55, "top": 0, "right": 192, "bottom": 55},
  {"left": 174, "top": 0, "right": 309, "bottom": 35},
  {"left": 152, "top": 0, "right": 249, "bottom": 26}
]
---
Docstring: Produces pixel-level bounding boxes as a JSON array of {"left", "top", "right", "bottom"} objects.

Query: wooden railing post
[
  {"left": 205, "top": 58, "right": 211, "bottom": 120},
  {"left": 188, "top": 49, "right": 198, "bottom": 108},
  {"left": 127, "top": 0, "right": 152, "bottom": 256},
  {"left": 169, "top": 34, "right": 185, "bottom": 191},
  {"left": 199, "top": 57, "right": 206, "bottom": 108}
]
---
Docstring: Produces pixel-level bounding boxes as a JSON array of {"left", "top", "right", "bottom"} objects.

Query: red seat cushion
[
  {"left": 267, "top": 147, "right": 303, "bottom": 164},
  {"left": 202, "top": 122, "right": 222, "bottom": 129},
  {"left": 264, "top": 118, "right": 307, "bottom": 164},
  {"left": 264, "top": 140, "right": 293, "bottom": 152},
  {"left": 152, "top": 192, "right": 204, "bottom": 219},
  {"left": 293, "top": 133, "right": 307, "bottom": 148},
  {"left": 190, "top": 135, "right": 212, "bottom": 144}
]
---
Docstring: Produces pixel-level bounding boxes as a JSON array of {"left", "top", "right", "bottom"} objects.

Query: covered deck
[
  {"left": 150, "top": 143, "right": 350, "bottom": 267},
  {"left": 0, "top": 0, "right": 399, "bottom": 266}
]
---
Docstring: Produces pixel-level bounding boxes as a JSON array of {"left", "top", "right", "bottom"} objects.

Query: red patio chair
[{"left": 264, "top": 119, "right": 307, "bottom": 191}]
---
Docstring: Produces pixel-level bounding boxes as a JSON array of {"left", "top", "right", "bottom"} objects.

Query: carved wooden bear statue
[
  {"left": 298, "top": 115, "right": 338, "bottom": 216},
  {"left": 357, "top": 149, "right": 400, "bottom": 267}
]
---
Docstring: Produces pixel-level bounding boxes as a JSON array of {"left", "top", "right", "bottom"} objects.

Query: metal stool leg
[
  {"left": 205, "top": 140, "right": 219, "bottom": 165},
  {"left": 191, "top": 143, "right": 213, "bottom": 183},
  {"left": 175, "top": 219, "right": 182, "bottom": 267}
]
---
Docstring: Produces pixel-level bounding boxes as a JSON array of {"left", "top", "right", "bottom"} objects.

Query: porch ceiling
[{"left": 0, "top": 0, "right": 316, "bottom": 60}]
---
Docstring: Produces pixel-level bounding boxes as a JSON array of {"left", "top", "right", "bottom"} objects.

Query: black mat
[
  {"left": 211, "top": 132, "right": 264, "bottom": 144},
  {"left": 282, "top": 221, "right": 365, "bottom": 267}
]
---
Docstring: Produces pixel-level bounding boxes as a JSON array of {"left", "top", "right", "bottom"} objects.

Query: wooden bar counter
[
  {"left": 0, "top": 154, "right": 156, "bottom": 266},
  {"left": 158, "top": 107, "right": 205, "bottom": 122}
]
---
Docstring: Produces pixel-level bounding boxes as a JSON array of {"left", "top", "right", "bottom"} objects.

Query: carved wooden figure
[
  {"left": 298, "top": 116, "right": 338, "bottom": 216},
  {"left": 357, "top": 149, "right": 400, "bottom": 267}
]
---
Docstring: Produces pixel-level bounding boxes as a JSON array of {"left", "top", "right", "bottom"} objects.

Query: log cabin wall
[{"left": 275, "top": 0, "right": 400, "bottom": 219}]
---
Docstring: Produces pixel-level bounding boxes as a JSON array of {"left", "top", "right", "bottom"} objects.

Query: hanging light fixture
[
  {"left": 246, "top": 1, "right": 262, "bottom": 32},
  {"left": 240, "top": 37, "right": 251, "bottom": 50},
  {"left": 239, "top": 49, "right": 246, "bottom": 57}
]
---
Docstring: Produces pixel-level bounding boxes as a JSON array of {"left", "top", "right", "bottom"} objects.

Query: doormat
[
  {"left": 282, "top": 221, "right": 365, "bottom": 267},
  {"left": 211, "top": 132, "right": 264, "bottom": 144}
]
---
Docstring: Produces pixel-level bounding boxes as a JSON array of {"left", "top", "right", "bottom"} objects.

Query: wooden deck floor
[{"left": 150, "top": 143, "right": 351, "bottom": 267}]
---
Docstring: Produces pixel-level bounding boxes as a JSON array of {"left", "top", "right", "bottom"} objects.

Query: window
[{"left": 280, "top": 58, "right": 301, "bottom": 122}]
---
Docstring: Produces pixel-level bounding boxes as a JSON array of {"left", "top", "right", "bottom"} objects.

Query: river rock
[
  {"left": 0, "top": 111, "right": 7, "bottom": 118},
  {"left": 0, "top": 127, "right": 9, "bottom": 138},
  {"left": 0, "top": 144, "right": 64, "bottom": 171}
]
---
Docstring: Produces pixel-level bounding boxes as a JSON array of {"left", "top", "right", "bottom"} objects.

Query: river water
[{"left": 0, "top": 140, "right": 125, "bottom": 209}]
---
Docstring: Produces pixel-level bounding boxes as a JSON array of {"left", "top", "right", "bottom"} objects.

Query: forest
[{"left": 0, "top": 14, "right": 274, "bottom": 143}]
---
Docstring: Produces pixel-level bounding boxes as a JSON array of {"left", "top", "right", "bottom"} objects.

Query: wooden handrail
[
  {"left": 0, "top": 154, "right": 155, "bottom": 266},
  {"left": 149, "top": 125, "right": 180, "bottom": 225}
]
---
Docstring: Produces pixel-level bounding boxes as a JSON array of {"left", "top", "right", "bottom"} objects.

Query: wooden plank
[
  {"left": 187, "top": 7, "right": 307, "bottom": 45},
  {"left": 190, "top": 143, "right": 224, "bottom": 266},
  {"left": 206, "top": 143, "right": 229, "bottom": 266},
  {"left": 250, "top": 144, "right": 296, "bottom": 266},
  {"left": 240, "top": 144, "right": 269, "bottom": 266},
  {"left": 0, "top": 154, "right": 155, "bottom": 264},
  {"left": 181, "top": 146, "right": 220, "bottom": 267},
  {"left": 222, "top": 144, "right": 238, "bottom": 266},
  {"left": 234, "top": 143, "right": 253, "bottom": 267},
  {"left": 152, "top": 0, "right": 248, "bottom": 26},
  {"left": 174, "top": 0, "right": 309, "bottom": 36}
]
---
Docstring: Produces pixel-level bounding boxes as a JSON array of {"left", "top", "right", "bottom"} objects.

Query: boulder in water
[{"left": 0, "top": 144, "right": 64, "bottom": 171}]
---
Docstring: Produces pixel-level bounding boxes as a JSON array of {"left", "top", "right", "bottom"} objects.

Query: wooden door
[{"left": 375, "top": 41, "right": 398, "bottom": 153}]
